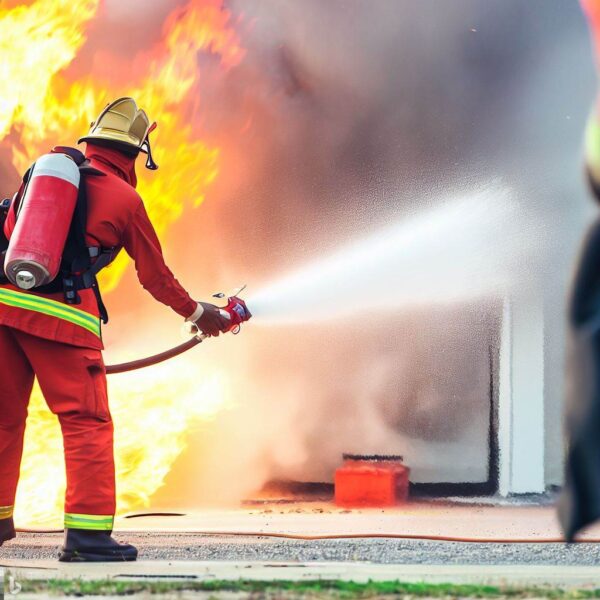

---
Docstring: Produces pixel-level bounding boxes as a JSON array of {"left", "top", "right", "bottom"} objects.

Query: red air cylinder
[{"left": 4, "top": 153, "right": 80, "bottom": 290}]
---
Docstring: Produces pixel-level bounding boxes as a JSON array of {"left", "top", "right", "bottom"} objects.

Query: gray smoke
[{"left": 148, "top": 1, "right": 596, "bottom": 504}]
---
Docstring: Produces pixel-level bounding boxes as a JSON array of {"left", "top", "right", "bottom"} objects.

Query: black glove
[{"left": 194, "top": 302, "right": 230, "bottom": 337}]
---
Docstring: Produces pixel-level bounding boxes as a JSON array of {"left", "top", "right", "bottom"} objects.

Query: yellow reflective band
[
  {"left": 0, "top": 288, "right": 101, "bottom": 337},
  {"left": 0, "top": 505, "right": 14, "bottom": 519},
  {"left": 586, "top": 110, "right": 600, "bottom": 179},
  {"left": 64, "top": 513, "right": 114, "bottom": 531}
]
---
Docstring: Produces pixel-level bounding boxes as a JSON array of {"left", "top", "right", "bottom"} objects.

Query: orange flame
[{"left": 0, "top": 0, "right": 245, "bottom": 527}]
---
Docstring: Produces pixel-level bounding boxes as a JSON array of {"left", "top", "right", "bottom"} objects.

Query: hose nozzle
[
  {"left": 186, "top": 285, "right": 252, "bottom": 338},
  {"left": 221, "top": 295, "right": 252, "bottom": 333}
]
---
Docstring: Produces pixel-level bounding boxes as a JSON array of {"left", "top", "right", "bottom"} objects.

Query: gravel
[{"left": 2, "top": 532, "right": 600, "bottom": 565}]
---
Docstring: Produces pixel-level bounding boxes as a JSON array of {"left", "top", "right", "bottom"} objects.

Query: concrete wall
[{"left": 498, "top": 295, "right": 545, "bottom": 495}]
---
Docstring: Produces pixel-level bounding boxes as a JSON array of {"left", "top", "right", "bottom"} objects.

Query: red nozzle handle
[{"left": 222, "top": 296, "right": 252, "bottom": 332}]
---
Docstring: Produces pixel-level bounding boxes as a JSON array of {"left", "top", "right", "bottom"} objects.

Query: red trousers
[{"left": 0, "top": 326, "right": 115, "bottom": 526}]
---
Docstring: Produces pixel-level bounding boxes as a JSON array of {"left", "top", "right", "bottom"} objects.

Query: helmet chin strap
[
  {"left": 140, "top": 139, "right": 158, "bottom": 170},
  {"left": 140, "top": 122, "right": 159, "bottom": 170}
]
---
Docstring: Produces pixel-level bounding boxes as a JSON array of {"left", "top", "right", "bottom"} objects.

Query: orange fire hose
[{"left": 11, "top": 514, "right": 599, "bottom": 543}]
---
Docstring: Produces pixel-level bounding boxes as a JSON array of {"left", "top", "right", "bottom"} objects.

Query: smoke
[
  {"left": 107, "top": 0, "right": 592, "bottom": 505},
  {"left": 147, "top": 301, "right": 497, "bottom": 507},
  {"left": 157, "top": 185, "right": 540, "bottom": 506}
]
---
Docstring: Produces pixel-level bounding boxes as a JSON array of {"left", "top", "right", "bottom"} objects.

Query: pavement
[{"left": 108, "top": 500, "right": 595, "bottom": 541}]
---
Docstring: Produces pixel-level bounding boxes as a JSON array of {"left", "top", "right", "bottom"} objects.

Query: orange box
[{"left": 334, "top": 454, "right": 409, "bottom": 508}]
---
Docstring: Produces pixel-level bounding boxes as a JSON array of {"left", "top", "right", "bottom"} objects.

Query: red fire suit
[{"left": 0, "top": 143, "right": 197, "bottom": 530}]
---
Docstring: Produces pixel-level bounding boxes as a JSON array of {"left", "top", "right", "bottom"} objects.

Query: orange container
[{"left": 334, "top": 454, "right": 409, "bottom": 508}]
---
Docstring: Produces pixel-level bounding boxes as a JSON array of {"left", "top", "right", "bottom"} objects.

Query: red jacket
[{"left": 0, "top": 143, "right": 197, "bottom": 350}]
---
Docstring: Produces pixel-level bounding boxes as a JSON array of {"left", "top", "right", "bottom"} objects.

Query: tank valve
[{"left": 15, "top": 270, "right": 36, "bottom": 290}]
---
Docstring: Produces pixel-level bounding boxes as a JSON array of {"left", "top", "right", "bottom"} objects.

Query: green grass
[{"left": 10, "top": 577, "right": 600, "bottom": 598}]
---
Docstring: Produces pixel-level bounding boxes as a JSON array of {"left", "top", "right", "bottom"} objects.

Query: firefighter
[{"left": 0, "top": 97, "right": 230, "bottom": 561}]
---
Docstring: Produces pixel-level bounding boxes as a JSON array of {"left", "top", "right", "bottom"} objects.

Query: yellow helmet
[{"left": 79, "top": 97, "right": 158, "bottom": 169}]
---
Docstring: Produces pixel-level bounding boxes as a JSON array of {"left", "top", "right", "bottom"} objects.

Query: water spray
[{"left": 248, "top": 187, "right": 539, "bottom": 324}]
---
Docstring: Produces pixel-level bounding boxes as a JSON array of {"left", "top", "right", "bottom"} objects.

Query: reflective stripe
[
  {"left": 0, "top": 505, "right": 13, "bottom": 519},
  {"left": 64, "top": 513, "right": 114, "bottom": 531},
  {"left": 0, "top": 288, "right": 100, "bottom": 337},
  {"left": 586, "top": 111, "right": 600, "bottom": 184}
]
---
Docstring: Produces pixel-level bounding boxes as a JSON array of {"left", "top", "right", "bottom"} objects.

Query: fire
[
  {"left": 15, "top": 363, "right": 230, "bottom": 527},
  {"left": 1, "top": 0, "right": 245, "bottom": 527}
]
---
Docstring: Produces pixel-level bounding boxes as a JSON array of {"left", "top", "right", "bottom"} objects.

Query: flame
[
  {"left": 1, "top": 0, "right": 245, "bottom": 527},
  {"left": 15, "top": 363, "right": 230, "bottom": 527}
]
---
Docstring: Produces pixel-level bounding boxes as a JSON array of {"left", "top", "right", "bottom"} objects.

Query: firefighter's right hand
[{"left": 194, "top": 302, "right": 230, "bottom": 337}]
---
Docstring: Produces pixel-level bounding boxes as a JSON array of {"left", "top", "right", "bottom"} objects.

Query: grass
[{"left": 9, "top": 577, "right": 600, "bottom": 598}]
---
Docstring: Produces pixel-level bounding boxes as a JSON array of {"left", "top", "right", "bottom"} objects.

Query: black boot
[
  {"left": 58, "top": 529, "right": 138, "bottom": 562},
  {"left": 0, "top": 517, "right": 16, "bottom": 547}
]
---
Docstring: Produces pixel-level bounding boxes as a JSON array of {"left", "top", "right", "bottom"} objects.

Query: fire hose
[
  {"left": 105, "top": 287, "right": 251, "bottom": 375},
  {"left": 13, "top": 520, "right": 598, "bottom": 543}
]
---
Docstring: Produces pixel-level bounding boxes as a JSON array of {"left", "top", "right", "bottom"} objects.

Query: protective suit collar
[{"left": 84, "top": 143, "right": 138, "bottom": 188}]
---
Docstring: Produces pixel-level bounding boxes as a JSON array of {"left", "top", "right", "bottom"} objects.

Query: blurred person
[{"left": 559, "top": 0, "right": 600, "bottom": 541}]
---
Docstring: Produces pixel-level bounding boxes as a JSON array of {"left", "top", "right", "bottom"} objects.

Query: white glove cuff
[{"left": 186, "top": 302, "right": 204, "bottom": 322}]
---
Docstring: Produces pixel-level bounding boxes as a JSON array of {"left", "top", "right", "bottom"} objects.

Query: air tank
[{"left": 4, "top": 153, "right": 80, "bottom": 290}]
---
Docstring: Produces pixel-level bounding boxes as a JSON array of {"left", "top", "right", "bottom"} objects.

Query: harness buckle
[{"left": 62, "top": 277, "right": 81, "bottom": 305}]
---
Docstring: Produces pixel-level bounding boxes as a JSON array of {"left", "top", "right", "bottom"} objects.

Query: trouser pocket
[{"left": 84, "top": 355, "right": 110, "bottom": 421}]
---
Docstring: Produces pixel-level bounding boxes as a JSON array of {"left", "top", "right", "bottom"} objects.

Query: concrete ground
[{"left": 100, "top": 498, "right": 600, "bottom": 540}]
